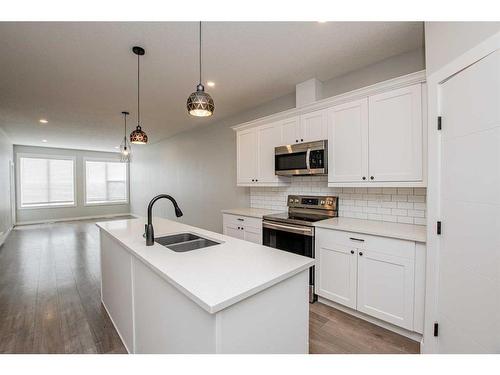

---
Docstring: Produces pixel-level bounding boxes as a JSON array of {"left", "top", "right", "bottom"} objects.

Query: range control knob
[
  {"left": 320, "top": 200, "right": 325, "bottom": 205},
  {"left": 294, "top": 199, "right": 299, "bottom": 203}
]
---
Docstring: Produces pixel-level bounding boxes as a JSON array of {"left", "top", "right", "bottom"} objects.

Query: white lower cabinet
[
  {"left": 316, "top": 240, "right": 357, "bottom": 309},
  {"left": 316, "top": 227, "right": 424, "bottom": 332},
  {"left": 223, "top": 214, "right": 262, "bottom": 245}
]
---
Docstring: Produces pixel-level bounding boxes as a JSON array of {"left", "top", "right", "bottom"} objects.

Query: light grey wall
[
  {"left": 425, "top": 22, "right": 500, "bottom": 75},
  {"left": 130, "top": 48, "right": 425, "bottom": 233},
  {"left": 15, "top": 145, "right": 130, "bottom": 224},
  {"left": 0, "top": 128, "right": 14, "bottom": 244},
  {"left": 322, "top": 48, "right": 425, "bottom": 98}
]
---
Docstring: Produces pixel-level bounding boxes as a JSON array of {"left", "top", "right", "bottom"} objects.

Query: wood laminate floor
[{"left": 0, "top": 217, "right": 419, "bottom": 354}]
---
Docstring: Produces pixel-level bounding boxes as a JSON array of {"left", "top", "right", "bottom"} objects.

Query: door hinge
[
  {"left": 434, "top": 322, "right": 439, "bottom": 337},
  {"left": 437, "top": 221, "right": 442, "bottom": 235},
  {"left": 437, "top": 116, "right": 442, "bottom": 130}
]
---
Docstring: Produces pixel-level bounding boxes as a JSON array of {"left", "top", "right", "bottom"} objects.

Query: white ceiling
[{"left": 0, "top": 22, "right": 424, "bottom": 152}]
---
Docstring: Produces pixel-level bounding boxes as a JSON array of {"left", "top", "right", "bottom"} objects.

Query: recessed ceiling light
[
  {"left": 42, "top": 139, "right": 47, "bottom": 143},
  {"left": 39, "top": 119, "right": 48, "bottom": 124},
  {"left": 207, "top": 81, "right": 215, "bottom": 87}
]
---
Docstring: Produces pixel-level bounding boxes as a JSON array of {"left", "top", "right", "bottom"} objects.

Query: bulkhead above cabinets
[{"left": 233, "top": 71, "right": 427, "bottom": 188}]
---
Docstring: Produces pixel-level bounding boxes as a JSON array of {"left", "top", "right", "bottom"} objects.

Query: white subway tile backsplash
[{"left": 250, "top": 177, "right": 426, "bottom": 225}]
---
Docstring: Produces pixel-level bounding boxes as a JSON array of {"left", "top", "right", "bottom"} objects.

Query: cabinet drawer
[
  {"left": 223, "top": 214, "right": 262, "bottom": 230},
  {"left": 316, "top": 228, "right": 415, "bottom": 259}
]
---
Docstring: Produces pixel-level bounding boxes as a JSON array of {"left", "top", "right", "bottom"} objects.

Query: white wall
[
  {"left": 130, "top": 48, "right": 425, "bottom": 233},
  {"left": 0, "top": 128, "right": 14, "bottom": 245},
  {"left": 15, "top": 145, "right": 130, "bottom": 224},
  {"left": 425, "top": 22, "right": 500, "bottom": 75}
]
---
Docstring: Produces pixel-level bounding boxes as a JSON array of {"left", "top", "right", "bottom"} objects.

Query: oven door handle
[
  {"left": 306, "top": 148, "right": 311, "bottom": 170},
  {"left": 263, "top": 221, "right": 314, "bottom": 236}
]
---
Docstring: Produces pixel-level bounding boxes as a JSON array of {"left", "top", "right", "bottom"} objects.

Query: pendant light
[
  {"left": 187, "top": 21, "right": 215, "bottom": 117},
  {"left": 130, "top": 46, "right": 148, "bottom": 144},
  {"left": 119, "top": 111, "right": 131, "bottom": 163}
]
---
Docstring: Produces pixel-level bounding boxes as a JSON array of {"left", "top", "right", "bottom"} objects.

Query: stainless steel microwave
[{"left": 275, "top": 140, "right": 328, "bottom": 176}]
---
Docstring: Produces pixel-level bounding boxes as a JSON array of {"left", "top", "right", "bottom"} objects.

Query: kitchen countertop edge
[{"left": 313, "top": 217, "right": 426, "bottom": 243}]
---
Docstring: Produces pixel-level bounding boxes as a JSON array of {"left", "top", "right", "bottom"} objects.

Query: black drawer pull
[
  {"left": 349, "top": 237, "right": 365, "bottom": 242},
  {"left": 359, "top": 252, "right": 363, "bottom": 256},
  {"left": 350, "top": 250, "right": 355, "bottom": 254},
  {"left": 237, "top": 218, "right": 244, "bottom": 221}
]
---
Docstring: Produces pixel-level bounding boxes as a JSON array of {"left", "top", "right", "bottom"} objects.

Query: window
[
  {"left": 18, "top": 155, "right": 75, "bottom": 208},
  {"left": 85, "top": 160, "right": 128, "bottom": 205}
]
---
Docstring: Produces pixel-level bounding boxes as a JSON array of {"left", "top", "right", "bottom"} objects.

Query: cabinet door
[
  {"left": 281, "top": 116, "right": 301, "bottom": 145},
  {"left": 223, "top": 224, "right": 245, "bottom": 240},
  {"left": 368, "top": 84, "right": 423, "bottom": 182},
  {"left": 316, "top": 234, "right": 358, "bottom": 309},
  {"left": 300, "top": 109, "right": 328, "bottom": 142},
  {"left": 256, "top": 122, "right": 282, "bottom": 183},
  {"left": 328, "top": 99, "right": 369, "bottom": 183},
  {"left": 237, "top": 128, "right": 258, "bottom": 184},
  {"left": 243, "top": 226, "right": 262, "bottom": 245},
  {"left": 357, "top": 249, "right": 415, "bottom": 330}
]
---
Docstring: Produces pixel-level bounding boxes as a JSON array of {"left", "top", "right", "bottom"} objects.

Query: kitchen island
[{"left": 97, "top": 216, "right": 314, "bottom": 354}]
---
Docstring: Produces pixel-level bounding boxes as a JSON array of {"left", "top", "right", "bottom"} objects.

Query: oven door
[{"left": 262, "top": 221, "right": 316, "bottom": 302}]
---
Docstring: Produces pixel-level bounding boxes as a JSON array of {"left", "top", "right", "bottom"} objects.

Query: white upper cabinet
[
  {"left": 256, "top": 122, "right": 283, "bottom": 183},
  {"left": 328, "top": 99, "right": 369, "bottom": 183},
  {"left": 233, "top": 72, "right": 426, "bottom": 188},
  {"left": 236, "top": 121, "right": 290, "bottom": 186},
  {"left": 300, "top": 109, "right": 328, "bottom": 142},
  {"left": 281, "top": 116, "right": 301, "bottom": 145},
  {"left": 236, "top": 128, "right": 258, "bottom": 184},
  {"left": 368, "top": 84, "right": 423, "bottom": 182}
]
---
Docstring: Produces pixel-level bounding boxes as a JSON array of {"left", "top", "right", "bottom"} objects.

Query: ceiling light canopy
[
  {"left": 187, "top": 22, "right": 215, "bottom": 117},
  {"left": 39, "top": 119, "right": 48, "bottom": 124},
  {"left": 130, "top": 46, "right": 148, "bottom": 144}
]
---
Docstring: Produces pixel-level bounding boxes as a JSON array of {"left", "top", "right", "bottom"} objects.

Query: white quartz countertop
[
  {"left": 221, "top": 208, "right": 281, "bottom": 218},
  {"left": 314, "top": 217, "right": 426, "bottom": 243},
  {"left": 96, "top": 217, "right": 314, "bottom": 314}
]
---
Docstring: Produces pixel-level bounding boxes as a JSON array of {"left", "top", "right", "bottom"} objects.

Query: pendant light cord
[
  {"left": 199, "top": 21, "right": 202, "bottom": 85},
  {"left": 137, "top": 53, "right": 140, "bottom": 127},
  {"left": 124, "top": 113, "right": 127, "bottom": 139}
]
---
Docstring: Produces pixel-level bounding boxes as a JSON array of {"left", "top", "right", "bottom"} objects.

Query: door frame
[{"left": 423, "top": 31, "right": 500, "bottom": 354}]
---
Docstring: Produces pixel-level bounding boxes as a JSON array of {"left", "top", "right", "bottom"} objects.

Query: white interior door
[
  {"left": 436, "top": 49, "right": 500, "bottom": 353},
  {"left": 368, "top": 84, "right": 423, "bottom": 182},
  {"left": 328, "top": 98, "right": 369, "bottom": 183}
]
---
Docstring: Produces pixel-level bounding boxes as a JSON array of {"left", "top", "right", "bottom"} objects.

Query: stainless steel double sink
[{"left": 155, "top": 232, "right": 221, "bottom": 252}]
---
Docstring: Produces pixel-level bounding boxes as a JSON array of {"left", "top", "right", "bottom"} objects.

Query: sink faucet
[{"left": 145, "top": 194, "right": 183, "bottom": 246}]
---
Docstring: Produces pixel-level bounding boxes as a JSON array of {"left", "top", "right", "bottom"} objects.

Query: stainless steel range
[{"left": 262, "top": 195, "right": 338, "bottom": 303}]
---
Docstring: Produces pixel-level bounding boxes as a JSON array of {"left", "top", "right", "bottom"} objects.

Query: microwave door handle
[{"left": 306, "top": 148, "right": 311, "bottom": 170}]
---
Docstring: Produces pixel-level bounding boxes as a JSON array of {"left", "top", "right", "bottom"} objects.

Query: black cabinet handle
[
  {"left": 240, "top": 227, "right": 244, "bottom": 230},
  {"left": 237, "top": 226, "right": 240, "bottom": 230},
  {"left": 350, "top": 250, "right": 355, "bottom": 254},
  {"left": 301, "top": 138, "right": 303, "bottom": 142},
  {"left": 359, "top": 252, "right": 363, "bottom": 256},
  {"left": 349, "top": 237, "right": 365, "bottom": 242},
  {"left": 255, "top": 179, "right": 258, "bottom": 182},
  {"left": 296, "top": 139, "right": 298, "bottom": 143},
  {"left": 362, "top": 176, "right": 366, "bottom": 180},
  {"left": 370, "top": 176, "right": 374, "bottom": 180},
  {"left": 237, "top": 218, "right": 244, "bottom": 221}
]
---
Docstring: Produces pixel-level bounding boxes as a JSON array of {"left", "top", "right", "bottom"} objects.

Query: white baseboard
[
  {"left": 0, "top": 226, "right": 13, "bottom": 247},
  {"left": 15, "top": 213, "right": 137, "bottom": 226},
  {"left": 317, "top": 297, "right": 423, "bottom": 344}
]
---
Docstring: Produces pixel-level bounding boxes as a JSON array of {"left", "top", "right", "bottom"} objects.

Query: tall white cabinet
[{"left": 368, "top": 84, "right": 423, "bottom": 182}]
